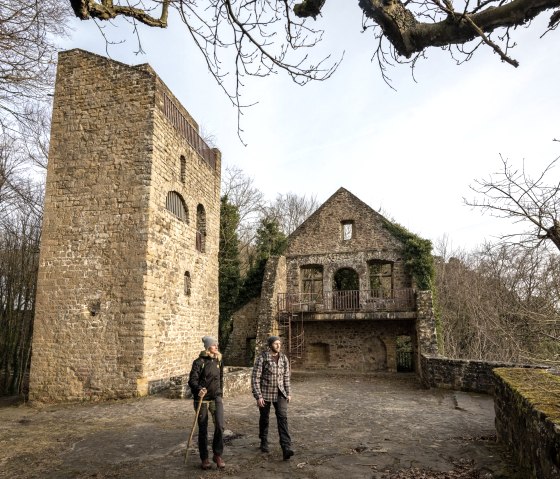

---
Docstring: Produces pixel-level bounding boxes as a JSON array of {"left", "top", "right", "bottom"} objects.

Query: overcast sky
[{"left": 57, "top": 4, "right": 560, "bottom": 253}]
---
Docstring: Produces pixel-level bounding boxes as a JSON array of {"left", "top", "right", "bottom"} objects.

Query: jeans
[
  {"left": 194, "top": 396, "right": 224, "bottom": 460},
  {"left": 259, "top": 394, "right": 291, "bottom": 449}
]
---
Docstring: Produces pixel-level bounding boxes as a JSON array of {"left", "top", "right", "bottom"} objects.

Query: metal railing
[
  {"left": 161, "top": 93, "right": 217, "bottom": 170},
  {"left": 277, "top": 288, "right": 416, "bottom": 313}
]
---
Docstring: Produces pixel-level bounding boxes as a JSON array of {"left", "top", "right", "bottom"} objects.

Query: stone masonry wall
[
  {"left": 292, "top": 320, "right": 416, "bottom": 371},
  {"left": 29, "top": 49, "right": 220, "bottom": 401},
  {"left": 415, "top": 290, "right": 438, "bottom": 372},
  {"left": 142, "top": 74, "right": 220, "bottom": 392},
  {"left": 284, "top": 187, "right": 413, "bottom": 305},
  {"left": 420, "top": 355, "right": 545, "bottom": 394},
  {"left": 494, "top": 368, "right": 560, "bottom": 479},
  {"left": 285, "top": 251, "right": 411, "bottom": 298},
  {"left": 287, "top": 188, "right": 404, "bottom": 258},
  {"left": 30, "top": 50, "right": 156, "bottom": 401},
  {"left": 224, "top": 299, "right": 259, "bottom": 366}
]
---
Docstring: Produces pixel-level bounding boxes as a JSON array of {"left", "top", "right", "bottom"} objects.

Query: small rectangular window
[{"left": 341, "top": 221, "right": 354, "bottom": 241}]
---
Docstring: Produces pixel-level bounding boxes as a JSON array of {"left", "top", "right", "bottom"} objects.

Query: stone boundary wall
[
  {"left": 167, "top": 367, "right": 251, "bottom": 399},
  {"left": 494, "top": 368, "right": 560, "bottom": 479},
  {"left": 420, "top": 354, "right": 545, "bottom": 394}
]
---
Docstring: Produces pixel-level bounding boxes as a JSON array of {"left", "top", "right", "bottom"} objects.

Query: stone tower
[{"left": 29, "top": 49, "right": 221, "bottom": 401}]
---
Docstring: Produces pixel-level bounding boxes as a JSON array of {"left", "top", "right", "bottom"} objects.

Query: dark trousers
[
  {"left": 259, "top": 394, "right": 291, "bottom": 449},
  {"left": 194, "top": 396, "right": 224, "bottom": 460}
]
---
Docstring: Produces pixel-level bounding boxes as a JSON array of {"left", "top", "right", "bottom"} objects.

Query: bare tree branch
[
  {"left": 465, "top": 155, "right": 560, "bottom": 252},
  {"left": 0, "top": 0, "right": 69, "bottom": 134}
]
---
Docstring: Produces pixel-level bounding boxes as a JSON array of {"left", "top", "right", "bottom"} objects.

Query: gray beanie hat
[
  {"left": 267, "top": 336, "right": 281, "bottom": 347},
  {"left": 202, "top": 336, "right": 218, "bottom": 349}
]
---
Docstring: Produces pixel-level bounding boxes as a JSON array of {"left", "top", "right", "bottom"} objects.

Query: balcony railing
[{"left": 278, "top": 289, "right": 416, "bottom": 313}]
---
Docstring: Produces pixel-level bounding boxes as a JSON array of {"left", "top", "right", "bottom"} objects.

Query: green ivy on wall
[
  {"left": 381, "top": 219, "right": 435, "bottom": 291},
  {"left": 381, "top": 218, "right": 442, "bottom": 351}
]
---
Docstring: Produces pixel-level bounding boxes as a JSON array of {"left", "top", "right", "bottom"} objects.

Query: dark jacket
[{"left": 188, "top": 351, "right": 223, "bottom": 400}]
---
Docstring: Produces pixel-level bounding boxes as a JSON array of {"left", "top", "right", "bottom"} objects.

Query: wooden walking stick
[{"left": 184, "top": 389, "right": 207, "bottom": 464}]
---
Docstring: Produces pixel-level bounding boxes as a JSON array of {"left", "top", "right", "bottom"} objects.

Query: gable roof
[
  {"left": 286, "top": 187, "right": 407, "bottom": 256},
  {"left": 289, "top": 187, "right": 390, "bottom": 239}
]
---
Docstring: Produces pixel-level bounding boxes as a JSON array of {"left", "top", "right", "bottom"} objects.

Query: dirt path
[{"left": 0, "top": 373, "right": 526, "bottom": 478}]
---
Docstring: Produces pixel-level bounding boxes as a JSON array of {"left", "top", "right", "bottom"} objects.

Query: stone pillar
[
  {"left": 384, "top": 335, "right": 397, "bottom": 372},
  {"left": 255, "top": 256, "right": 287, "bottom": 357},
  {"left": 415, "top": 290, "right": 439, "bottom": 375}
]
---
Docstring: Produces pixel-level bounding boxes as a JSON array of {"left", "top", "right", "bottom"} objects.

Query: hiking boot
[
  {"left": 213, "top": 454, "right": 226, "bottom": 469},
  {"left": 260, "top": 440, "right": 269, "bottom": 453},
  {"left": 201, "top": 458, "right": 211, "bottom": 470},
  {"left": 282, "top": 447, "right": 294, "bottom": 461}
]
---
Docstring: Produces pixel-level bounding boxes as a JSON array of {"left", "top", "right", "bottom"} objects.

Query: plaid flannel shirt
[{"left": 251, "top": 350, "right": 291, "bottom": 402}]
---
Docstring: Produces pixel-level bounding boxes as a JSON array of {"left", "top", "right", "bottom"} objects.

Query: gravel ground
[{"left": 0, "top": 372, "right": 528, "bottom": 479}]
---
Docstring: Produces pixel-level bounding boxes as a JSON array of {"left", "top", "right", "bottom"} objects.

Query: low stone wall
[
  {"left": 494, "top": 368, "right": 560, "bottom": 479},
  {"left": 222, "top": 367, "right": 252, "bottom": 398},
  {"left": 420, "top": 354, "right": 543, "bottom": 394},
  {"left": 168, "top": 367, "right": 252, "bottom": 399}
]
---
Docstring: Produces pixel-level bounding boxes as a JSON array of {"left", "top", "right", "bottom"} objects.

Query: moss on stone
[{"left": 494, "top": 368, "right": 560, "bottom": 425}]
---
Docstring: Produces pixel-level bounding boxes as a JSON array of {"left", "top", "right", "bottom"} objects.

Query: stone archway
[
  {"left": 364, "top": 336, "right": 387, "bottom": 371},
  {"left": 333, "top": 267, "right": 359, "bottom": 291}
]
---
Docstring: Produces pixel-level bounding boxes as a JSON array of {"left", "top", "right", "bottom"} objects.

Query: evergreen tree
[
  {"left": 218, "top": 196, "right": 241, "bottom": 350},
  {"left": 238, "top": 217, "right": 287, "bottom": 306}
]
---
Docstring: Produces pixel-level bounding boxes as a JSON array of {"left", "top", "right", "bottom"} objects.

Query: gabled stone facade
[
  {"left": 29, "top": 50, "right": 221, "bottom": 401},
  {"left": 227, "top": 188, "right": 438, "bottom": 373}
]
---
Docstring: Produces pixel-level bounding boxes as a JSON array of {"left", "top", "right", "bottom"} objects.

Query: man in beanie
[
  {"left": 188, "top": 336, "right": 225, "bottom": 470},
  {"left": 251, "top": 335, "right": 294, "bottom": 460}
]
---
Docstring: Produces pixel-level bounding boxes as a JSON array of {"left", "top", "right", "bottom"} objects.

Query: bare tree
[
  {"left": 265, "top": 191, "right": 318, "bottom": 235},
  {"left": 221, "top": 165, "right": 319, "bottom": 273},
  {"left": 465, "top": 156, "right": 560, "bottom": 252},
  {"left": 0, "top": 0, "right": 69, "bottom": 135},
  {"left": 221, "top": 165, "right": 265, "bottom": 244},
  {"left": 0, "top": 107, "right": 47, "bottom": 398},
  {"left": 0, "top": 196, "right": 42, "bottom": 396},
  {"left": 69, "top": 0, "right": 560, "bottom": 91},
  {"left": 70, "top": 0, "right": 339, "bottom": 116},
  {"left": 0, "top": 139, "right": 43, "bottom": 396},
  {"left": 435, "top": 237, "right": 559, "bottom": 366}
]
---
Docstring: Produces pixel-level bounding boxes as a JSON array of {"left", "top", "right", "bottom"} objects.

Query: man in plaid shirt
[{"left": 251, "top": 336, "right": 294, "bottom": 460}]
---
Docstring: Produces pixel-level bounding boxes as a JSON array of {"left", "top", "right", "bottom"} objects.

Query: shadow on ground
[{"left": 0, "top": 373, "right": 528, "bottom": 479}]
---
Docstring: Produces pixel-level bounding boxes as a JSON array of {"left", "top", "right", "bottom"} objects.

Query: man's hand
[
  {"left": 257, "top": 397, "right": 265, "bottom": 407},
  {"left": 287, "top": 395, "right": 291, "bottom": 403},
  {"left": 198, "top": 388, "right": 207, "bottom": 398}
]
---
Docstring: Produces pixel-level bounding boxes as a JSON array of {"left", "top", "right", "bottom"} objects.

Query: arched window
[
  {"left": 166, "top": 191, "right": 189, "bottom": 223},
  {"left": 196, "top": 204, "right": 206, "bottom": 252},
  {"left": 180, "top": 155, "right": 186, "bottom": 183},
  {"left": 333, "top": 268, "right": 359, "bottom": 291},
  {"left": 184, "top": 271, "right": 191, "bottom": 296}
]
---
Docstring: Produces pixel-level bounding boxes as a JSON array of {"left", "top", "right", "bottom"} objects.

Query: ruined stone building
[
  {"left": 226, "top": 188, "right": 438, "bottom": 372},
  {"left": 29, "top": 50, "right": 221, "bottom": 401}
]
